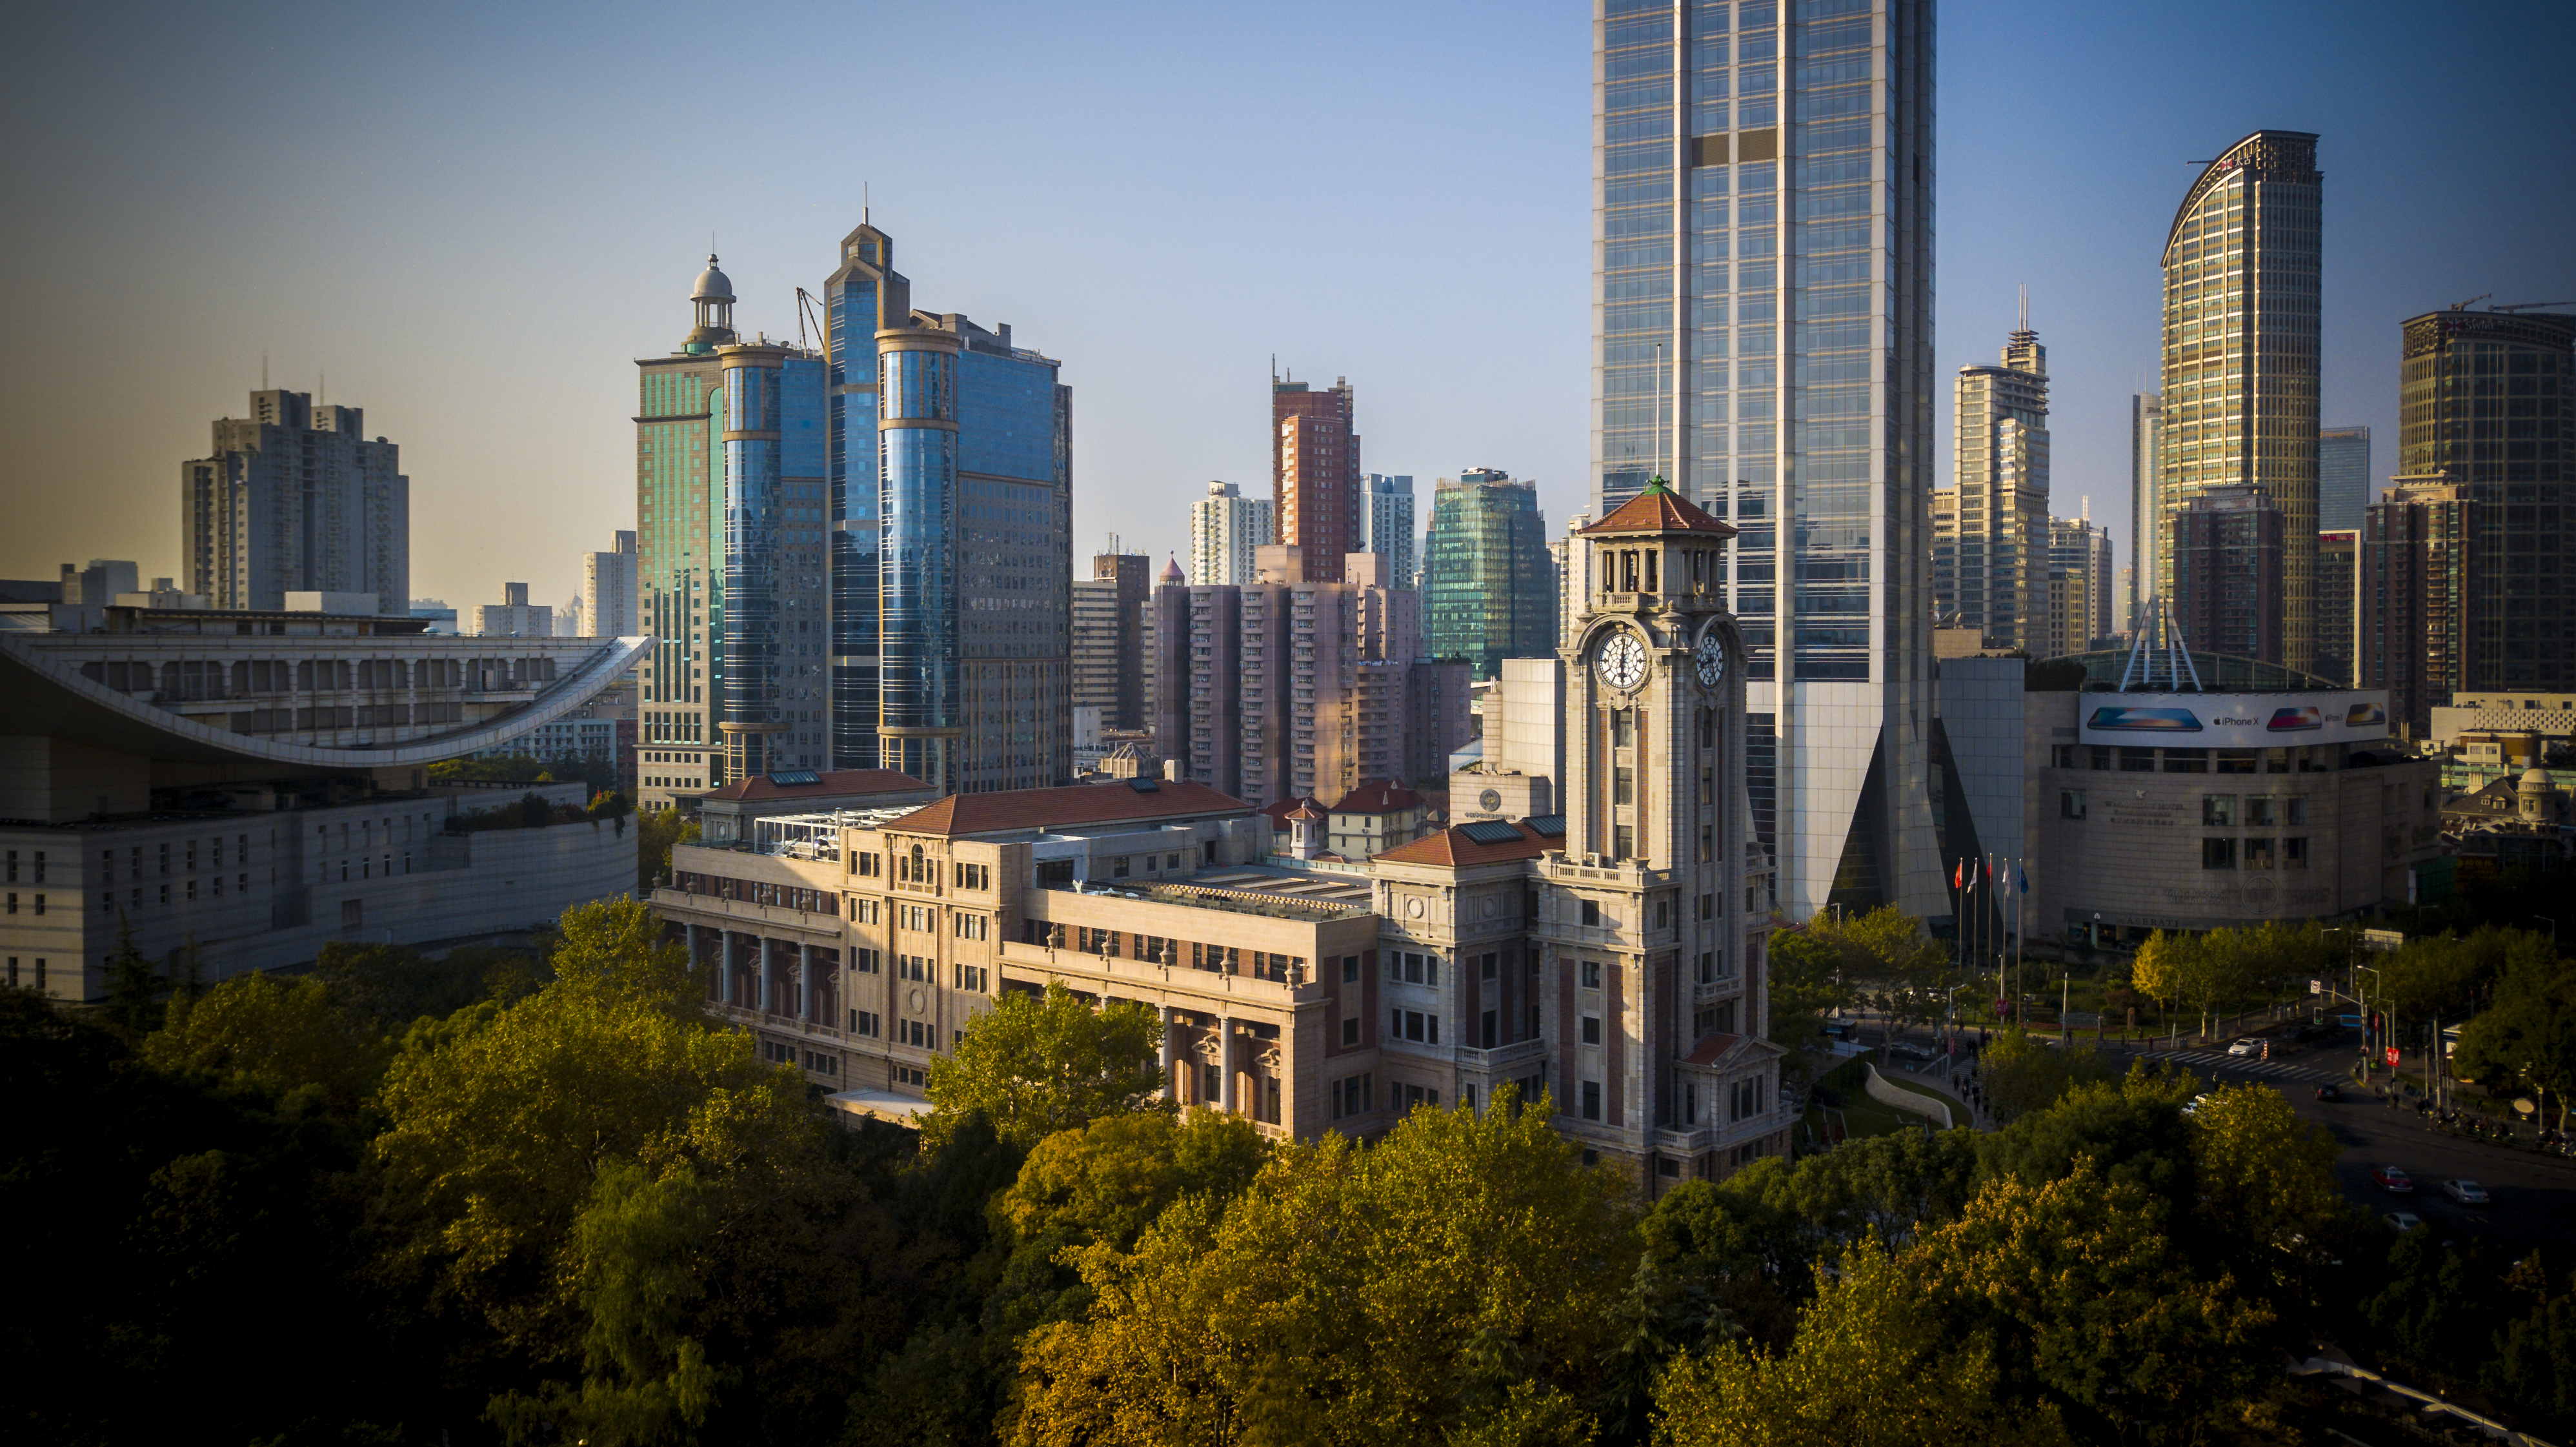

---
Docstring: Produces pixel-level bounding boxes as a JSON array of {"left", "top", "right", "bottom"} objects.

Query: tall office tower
[
  {"left": 1947, "top": 321, "right": 2051, "bottom": 651},
  {"left": 2397, "top": 307, "right": 2575, "bottom": 695},
  {"left": 1422, "top": 469, "right": 1556, "bottom": 678},
  {"left": 1149, "top": 564, "right": 1243, "bottom": 795},
  {"left": 473, "top": 582, "right": 552, "bottom": 639},
  {"left": 1189, "top": 481, "right": 1273, "bottom": 588},
  {"left": 2169, "top": 486, "right": 2285, "bottom": 663},
  {"left": 2046, "top": 513, "right": 2112, "bottom": 655},
  {"left": 874, "top": 305, "right": 1072, "bottom": 795},
  {"left": 582, "top": 531, "right": 639, "bottom": 638},
  {"left": 823, "top": 222, "right": 907, "bottom": 772},
  {"left": 183, "top": 389, "right": 409, "bottom": 614},
  {"left": 2315, "top": 528, "right": 2358, "bottom": 685},
  {"left": 2319, "top": 426, "right": 2370, "bottom": 532},
  {"left": 2361, "top": 478, "right": 2477, "bottom": 738},
  {"left": 1589, "top": 0, "right": 1940, "bottom": 919},
  {"left": 1232, "top": 547, "right": 1428, "bottom": 806},
  {"left": 2157, "top": 132, "right": 2322, "bottom": 674},
  {"left": 1361, "top": 474, "right": 1418, "bottom": 585},
  {"left": 2129, "top": 392, "right": 2164, "bottom": 631},
  {"left": 1072, "top": 549, "right": 1149, "bottom": 731},
  {"left": 1274, "top": 374, "right": 1360, "bottom": 584}
]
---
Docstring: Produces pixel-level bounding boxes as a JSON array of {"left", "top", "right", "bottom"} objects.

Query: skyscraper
[
  {"left": 822, "top": 223, "right": 909, "bottom": 774},
  {"left": 2360, "top": 478, "right": 2476, "bottom": 737},
  {"left": 1274, "top": 374, "right": 1360, "bottom": 584},
  {"left": 2169, "top": 485, "right": 2285, "bottom": 664},
  {"left": 2129, "top": 392, "right": 2164, "bottom": 632},
  {"left": 2315, "top": 527, "right": 2357, "bottom": 686},
  {"left": 2319, "top": 425, "right": 2370, "bottom": 532},
  {"left": 1361, "top": 474, "right": 1418, "bottom": 585},
  {"left": 2046, "top": 511, "right": 2113, "bottom": 656},
  {"left": 634, "top": 256, "right": 739, "bottom": 809},
  {"left": 1188, "top": 480, "right": 1273, "bottom": 588},
  {"left": 183, "top": 389, "right": 408, "bottom": 614},
  {"left": 1942, "top": 320, "right": 2050, "bottom": 651},
  {"left": 2157, "top": 131, "right": 2322, "bottom": 674},
  {"left": 1072, "top": 549, "right": 1149, "bottom": 732},
  {"left": 1421, "top": 469, "right": 1555, "bottom": 679},
  {"left": 1589, "top": 0, "right": 1940, "bottom": 920},
  {"left": 2396, "top": 307, "right": 2575, "bottom": 695},
  {"left": 582, "top": 531, "right": 638, "bottom": 639}
]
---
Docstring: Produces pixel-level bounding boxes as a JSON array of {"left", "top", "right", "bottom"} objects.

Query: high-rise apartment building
[
  {"left": 2396, "top": 307, "right": 2575, "bottom": 695},
  {"left": 1421, "top": 469, "right": 1555, "bottom": 679},
  {"left": 1150, "top": 575, "right": 1243, "bottom": 797},
  {"left": 1188, "top": 480, "right": 1273, "bottom": 588},
  {"left": 2315, "top": 528, "right": 2357, "bottom": 686},
  {"left": 183, "top": 389, "right": 409, "bottom": 615},
  {"left": 2169, "top": 485, "right": 2285, "bottom": 663},
  {"left": 2361, "top": 478, "right": 2477, "bottom": 738},
  {"left": 2046, "top": 512, "right": 2113, "bottom": 656},
  {"left": 582, "top": 531, "right": 638, "bottom": 638},
  {"left": 1072, "top": 549, "right": 1149, "bottom": 731},
  {"left": 2319, "top": 426, "right": 2370, "bottom": 532},
  {"left": 1589, "top": 0, "right": 1940, "bottom": 919},
  {"left": 473, "top": 582, "right": 553, "bottom": 639},
  {"left": 2157, "top": 131, "right": 2322, "bottom": 674},
  {"left": 2129, "top": 392, "right": 2164, "bottom": 631},
  {"left": 1361, "top": 474, "right": 1418, "bottom": 585},
  {"left": 57, "top": 560, "right": 140, "bottom": 605},
  {"left": 1941, "top": 322, "right": 2051, "bottom": 650},
  {"left": 1274, "top": 374, "right": 1360, "bottom": 584}
]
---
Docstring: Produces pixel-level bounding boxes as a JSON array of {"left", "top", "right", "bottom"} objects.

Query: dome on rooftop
[{"left": 690, "top": 254, "right": 735, "bottom": 303}]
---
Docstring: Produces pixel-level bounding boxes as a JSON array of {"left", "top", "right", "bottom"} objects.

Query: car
[
  {"left": 2315, "top": 1082, "right": 2342, "bottom": 1102},
  {"left": 2371, "top": 1166, "right": 2414, "bottom": 1193},
  {"left": 2383, "top": 1211, "right": 2422, "bottom": 1233},
  {"left": 2440, "top": 1179, "right": 2491, "bottom": 1207},
  {"left": 1888, "top": 1043, "right": 1935, "bottom": 1066},
  {"left": 2226, "top": 1037, "right": 2261, "bottom": 1057}
]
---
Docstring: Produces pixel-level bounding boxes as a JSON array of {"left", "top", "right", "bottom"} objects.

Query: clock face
[
  {"left": 1695, "top": 626, "right": 1728, "bottom": 689},
  {"left": 1595, "top": 630, "right": 1647, "bottom": 691}
]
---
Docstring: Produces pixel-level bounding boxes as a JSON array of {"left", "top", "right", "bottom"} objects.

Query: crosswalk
[{"left": 2137, "top": 1048, "right": 2333, "bottom": 1082}]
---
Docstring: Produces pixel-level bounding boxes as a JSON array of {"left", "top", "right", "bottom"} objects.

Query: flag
[
  {"left": 2018, "top": 861, "right": 2029, "bottom": 895},
  {"left": 1953, "top": 860, "right": 1964, "bottom": 890}
]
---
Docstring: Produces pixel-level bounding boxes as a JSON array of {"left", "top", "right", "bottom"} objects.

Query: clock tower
[{"left": 1536, "top": 476, "right": 1785, "bottom": 1183}]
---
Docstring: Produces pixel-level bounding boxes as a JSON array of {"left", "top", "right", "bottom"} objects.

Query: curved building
[{"left": 2157, "top": 131, "right": 2323, "bottom": 673}]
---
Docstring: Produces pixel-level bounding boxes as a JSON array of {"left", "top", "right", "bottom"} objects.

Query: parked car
[
  {"left": 2226, "top": 1037, "right": 2261, "bottom": 1057},
  {"left": 1888, "top": 1042, "right": 1935, "bottom": 1067},
  {"left": 2382, "top": 1211, "right": 2422, "bottom": 1233},
  {"left": 2371, "top": 1166, "right": 2414, "bottom": 1193},
  {"left": 2440, "top": 1179, "right": 2491, "bottom": 1207},
  {"left": 2315, "top": 1082, "right": 2342, "bottom": 1102}
]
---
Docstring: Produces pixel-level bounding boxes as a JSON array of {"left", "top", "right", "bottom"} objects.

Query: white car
[
  {"left": 2226, "top": 1038, "right": 2261, "bottom": 1057},
  {"left": 2382, "top": 1211, "right": 2422, "bottom": 1233},
  {"left": 2440, "top": 1179, "right": 2491, "bottom": 1207}
]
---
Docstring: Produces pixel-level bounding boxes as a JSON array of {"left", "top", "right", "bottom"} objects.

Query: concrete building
[
  {"left": 2130, "top": 393, "right": 2164, "bottom": 632},
  {"left": 2319, "top": 426, "right": 2370, "bottom": 533},
  {"left": 2157, "top": 132, "right": 2324, "bottom": 677},
  {"left": 1274, "top": 374, "right": 1360, "bottom": 585},
  {"left": 1591, "top": 0, "right": 1941, "bottom": 924},
  {"left": 472, "top": 582, "right": 553, "bottom": 640},
  {"left": 59, "top": 560, "right": 140, "bottom": 605},
  {"left": 1422, "top": 469, "right": 1556, "bottom": 680},
  {"left": 1188, "top": 481, "right": 1273, "bottom": 590},
  {"left": 1940, "top": 321, "right": 2052, "bottom": 652},
  {"left": 183, "top": 390, "right": 410, "bottom": 617},
  {"left": 693, "top": 767, "right": 938, "bottom": 847},
  {"left": 408, "top": 600, "right": 458, "bottom": 634},
  {"left": 1453, "top": 657, "right": 1562, "bottom": 822},
  {"left": 1149, "top": 568, "right": 1242, "bottom": 797},
  {"left": 2170, "top": 485, "right": 2286, "bottom": 665},
  {"left": 2360, "top": 477, "right": 2476, "bottom": 740},
  {"left": 583, "top": 531, "right": 639, "bottom": 639},
  {"left": 2315, "top": 528, "right": 2358, "bottom": 687},
  {"left": 0, "top": 605, "right": 647, "bottom": 1001},
  {"left": 2047, "top": 511, "right": 2114, "bottom": 657},
  {"left": 2396, "top": 307, "right": 2576, "bottom": 700},
  {"left": 1361, "top": 474, "right": 1417, "bottom": 586},
  {"left": 1071, "top": 549, "right": 1149, "bottom": 732}
]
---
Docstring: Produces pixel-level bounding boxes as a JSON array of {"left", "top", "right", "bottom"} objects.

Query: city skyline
[{"left": 3, "top": 1, "right": 2568, "bottom": 617}]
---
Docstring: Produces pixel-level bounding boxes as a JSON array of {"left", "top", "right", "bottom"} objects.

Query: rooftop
[
  {"left": 1055, "top": 877, "right": 1367, "bottom": 923},
  {"left": 881, "top": 777, "right": 1249, "bottom": 838},
  {"left": 1576, "top": 480, "right": 1736, "bottom": 538},
  {"left": 701, "top": 767, "right": 928, "bottom": 804},
  {"left": 1332, "top": 778, "right": 1427, "bottom": 815},
  {"left": 1374, "top": 815, "right": 1565, "bottom": 867}
]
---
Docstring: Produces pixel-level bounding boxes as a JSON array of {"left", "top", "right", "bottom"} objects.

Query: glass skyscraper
[
  {"left": 1590, "top": 0, "right": 1939, "bottom": 920},
  {"left": 2157, "top": 131, "right": 2322, "bottom": 674},
  {"left": 1421, "top": 469, "right": 1555, "bottom": 678},
  {"left": 2318, "top": 425, "right": 2370, "bottom": 532}
]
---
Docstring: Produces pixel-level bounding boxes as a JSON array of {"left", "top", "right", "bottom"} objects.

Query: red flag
[{"left": 1953, "top": 860, "right": 1963, "bottom": 889}]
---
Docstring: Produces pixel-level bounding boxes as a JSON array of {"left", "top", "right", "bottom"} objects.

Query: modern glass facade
[
  {"left": 2319, "top": 425, "right": 2370, "bottom": 533},
  {"left": 2157, "top": 131, "right": 2322, "bottom": 674},
  {"left": 634, "top": 261, "right": 734, "bottom": 811},
  {"left": 877, "top": 332, "right": 962, "bottom": 790},
  {"left": 714, "top": 346, "right": 830, "bottom": 782},
  {"left": 2395, "top": 309, "right": 2575, "bottom": 694},
  {"left": 825, "top": 223, "right": 907, "bottom": 771},
  {"left": 1420, "top": 470, "right": 1555, "bottom": 678},
  {"left": 1590, "top": 0, "right": 1940, "bottom": 919}
]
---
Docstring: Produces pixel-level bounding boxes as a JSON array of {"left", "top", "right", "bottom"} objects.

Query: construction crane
[
  {"left": 2491, "top": 301, "right": 2575, "bottom": 314},
  {"left": 2450, "top": 294, "right": 2492, "bottom": 311}
]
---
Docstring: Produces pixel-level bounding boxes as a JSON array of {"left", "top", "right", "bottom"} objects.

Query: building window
[
  {"left": 2201, "top": 794, "right": 2237, "bottom": 827},
  {"left": 2202, "top": 837, "right": 2237, "bottom": 870},
  {"left": 2244, "top": 838, "right": 2277, "bottom": 870},
  {"left": 2090, "top": 746, "right": 2113, "bottom": 769},
  {"left": 1581, "top": 960, "right": 1602, "bottom": 989},
  {"left": 1581, "top": 1081, "right": 1602, "bottom": 1121},
  {"left": 1203, "top": 1063, "right": 1222, "bottom": 1104},
  {"left": 2245, "top": 796, "right": 2277, "bottom": 827},
  {"left": 1480, "top": 1010, "right": 1497, "bottom": 1047},
  {"left": 2215, "top": 749, "right": 2258, "bottom": 774},
  {"left": 1580, "top": 900, "right": 1600, "bottom": 926},
  {"left": 2284, "top": 836, "right": 2308, "bottom": 868},
  {"left": 1342, "top": 955, "right": 1360, "bottom": 983},
  {"left": 1342, "top": 1017, "right": 1359, "bottom": 1047},
  {"left": 2118, "top": 747, "right": 2155, "bottom": 772},
  {"left": 2060, "top": 789, "right": 2086, "bottom": 820},
  {"left": 2049, "top": 744, "right": 2075, "bottom": 768},
  {"left": 1581, "top": 1014, "right": 1602, "bottom": 1045},
  {"left": 2287, "top": 797, "right": 2307, "bottom": 825},
  {"left": 850, "top": 1010, "right": 880, "bottom": 1037},
  {"left": 2163, "top": 749, "right": 2209, "bottom": 774},
  {"left": 1480, "top": 952, "right": 1498, "bottom": 979}
]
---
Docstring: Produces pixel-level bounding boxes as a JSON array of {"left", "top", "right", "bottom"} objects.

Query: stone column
[
  {"left": 1160, "top": 1008, "right": 1180, "bottom": 1100},
  {"left": 720, "top": 930, "right": 740, "bottom": 1007},
  {"left": 758, "top": 937, "right": 775, "bottom": 1015},
  {"left": 798, "top": 944, "right": 815, "bottom": 1024},
  {"left": 683, "top": 923, "right": 701, "bottom": 996},
  {"left": 1218, "top": 1017, "right": 1238, "bottom": 1113}
]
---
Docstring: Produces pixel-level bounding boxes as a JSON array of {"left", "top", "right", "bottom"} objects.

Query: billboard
[{"left": 2078, "top": 689, "right": 2393, "bottom": 749}]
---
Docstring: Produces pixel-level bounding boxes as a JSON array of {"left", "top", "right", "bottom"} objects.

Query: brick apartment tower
[{"left": 1274, "top": 373, "right": 1360, "bottom": 585}]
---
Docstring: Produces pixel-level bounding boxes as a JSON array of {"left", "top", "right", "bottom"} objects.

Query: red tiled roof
[
  {"left": 882, "top": 778, "right": 1251, "bottom": 837},
  {"left": 1331, "top": 777, "right": 1427, "bottom": 814},
  {"left": 1683, "top": 1031, "right": 1746, "bottom": 1066},
  {"left": 1578, "top": 481, "right": 1737, "bottom": 538},
  {"left": 1373, "top": 818, "right": 1553, "bottom": 868},
  {"left": 1260, "top": 795, "right": 1328, "bottom": 829},
  {"left": 699, "top": 768, "right": 929, "bottom": 803}
]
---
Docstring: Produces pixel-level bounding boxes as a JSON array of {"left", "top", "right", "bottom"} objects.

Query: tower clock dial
[
  {"left": 1595, "top": 629, "right": 1647, "bottom": 691},
  {"left": 1694, "top": 623, "right": 1728, "bottom": 690}
]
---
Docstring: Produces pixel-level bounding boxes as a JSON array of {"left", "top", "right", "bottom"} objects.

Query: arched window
[{"left": 908, "top": 844, "right": 925, "bottom": 882}]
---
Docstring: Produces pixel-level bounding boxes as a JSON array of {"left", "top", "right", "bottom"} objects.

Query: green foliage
[
  {"left": 2451, "top": 932, "right": 2576, "bottom": 1127},
  {"left": 1976, "top": 1062, "right": 2198, "bottom": 1200},
  {"left": 142, "top": 972, "right": 382, "bottom": 1112},
  {"left": 638, "top": 807, "right": 700, "bottom": 896},
  {"left": 923, "top": 980, "right": 1166, "bottom": 1153},
  {"left": 1975, "top": 1024, "right": 2119, "bottom": 1123},
  {"left": 314, "top": 937, "right": 551, "bottom": 1028},
  {"left": 101, "top": 912, "right": 163, "bottom": 1041},
  {"left": 2024, "top": 657, "right": 2089, "bottom": 691},
  {"left": 1764, "top": 926, "right": 1846, "bottom": 1045}
]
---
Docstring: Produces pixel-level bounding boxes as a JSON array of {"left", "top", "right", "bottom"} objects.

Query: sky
[{"left": 2, "top": 0, "right": 2570, "bottom": 615}]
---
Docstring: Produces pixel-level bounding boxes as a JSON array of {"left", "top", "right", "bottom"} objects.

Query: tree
[
  {"left": 638, "top": 807, "right": 699, "bottom": 898},
  {"left": 141, "top": 972, "right": 382, "bottom": 1113},
  {"left": 101, "top": 911, "right": 163, "bottom": 1041},
  {"left": 1011, "top": 1092, "right": 1636, "bottom": 1446},
  {"left": 315, "top": 937, "right": 550, "bottom": 1028},
  {"left": 1975, "top": 1024, "right": 2117, "bottom": 1124},
  {"left": 1651, "top": 1235, "right": 2057, "bottom": 1447},
  {"left": 2185, "top": 1082, "right": 2346, "bottom": 1278},
  {"left": 1975, "top": 1064, "right": 2197, "bottom": 1202},
  {"left": 923, "top": 981, "right": 1165, "bottom": 1154},
  {"left": 2129, "top": 931, "right": 2204, "bottom": 1040},
  {"left": 2451, "top": 933, "right": 2576, "bottom": 1131},
  {"left": 1765, "top": 927, "right": 1846, "bottom": 1046}
]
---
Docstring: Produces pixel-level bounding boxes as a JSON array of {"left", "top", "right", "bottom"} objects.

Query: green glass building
[{"left": 1421, "top": 469, "right": 1554, "bottom": 679}]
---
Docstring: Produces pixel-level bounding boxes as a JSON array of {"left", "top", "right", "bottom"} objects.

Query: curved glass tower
[{"left": 877, "top": 329, "right": 962, "bottom": 790}]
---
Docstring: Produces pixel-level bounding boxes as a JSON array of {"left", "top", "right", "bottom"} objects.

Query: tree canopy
[{"left": 922, "top": 980, "right": 1166, "bottom": 1153}]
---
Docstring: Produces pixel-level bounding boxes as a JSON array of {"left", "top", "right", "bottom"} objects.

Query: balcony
[
  {"left": 652, "top": 885, "right": 843, "bottom": 935},
  {"left": 997, "top": 938, "right": 1317, "bottom": 1007},
  {"left": 711, "top": 998, "right": 851, "bottom": 1045},
  {"left": 1458, "top": 1037, "right": 1549, "bottom": 1071}
]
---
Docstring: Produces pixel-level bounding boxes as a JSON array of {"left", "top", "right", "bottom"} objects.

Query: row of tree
[{"left": 12, "top": 900, "right": 2575, "bottom": 1443}]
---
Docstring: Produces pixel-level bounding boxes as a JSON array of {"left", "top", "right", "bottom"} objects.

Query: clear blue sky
[{"left": 2, "top": 0, "right": 2568, "bottom": 612}]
